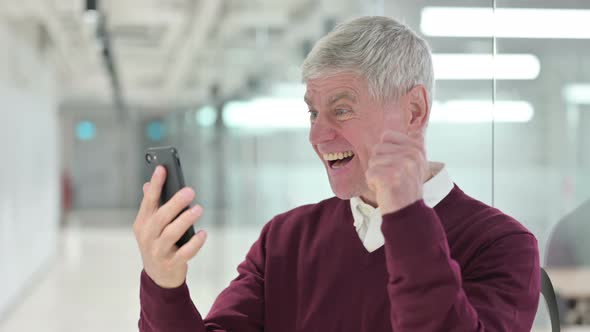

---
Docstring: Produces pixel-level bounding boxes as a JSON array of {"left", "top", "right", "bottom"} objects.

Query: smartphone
[{"left": 144, "top": 146, "right": 195, "bottom": 247}]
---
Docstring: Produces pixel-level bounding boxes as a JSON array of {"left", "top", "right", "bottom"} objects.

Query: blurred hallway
[
  {"left": 2, "top": 0, "right": 590, "bottom": 330},
  {"left": 0, "top": 210, "right": 263, "bottom": 332}
]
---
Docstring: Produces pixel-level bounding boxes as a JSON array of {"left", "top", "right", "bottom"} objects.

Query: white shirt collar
[{"left": 350, "top": 162, "right": 454, "bottom": 252}]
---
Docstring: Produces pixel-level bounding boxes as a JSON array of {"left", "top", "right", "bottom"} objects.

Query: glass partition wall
[{"left": 494, "top": 0, "right": 590, "bottom": 328}]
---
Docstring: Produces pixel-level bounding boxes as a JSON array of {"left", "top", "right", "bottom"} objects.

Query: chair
[{"left": 541, "top": 267, "right": 560, "bottom": 332}]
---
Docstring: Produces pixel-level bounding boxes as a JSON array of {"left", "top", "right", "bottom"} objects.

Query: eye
[
  {"left": 335, "top": 108, "right": 352, "bottom": 118},
  {"left": 309, "top": 110, "right": 318, "bottom": 121}
]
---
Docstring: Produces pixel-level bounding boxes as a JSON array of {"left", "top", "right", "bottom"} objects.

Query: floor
[
  {"left": 0, "top": 210, "right": 588, "bottom": 332},
  {"left": 0, "top": 210, "right": 261, "bottom": 332}
]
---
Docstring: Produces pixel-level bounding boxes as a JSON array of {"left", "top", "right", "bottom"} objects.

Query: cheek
[
  {"left": 341, "top": 130, "right": 371, "bottom": 160},
  {"left": 351, "top": 141, "right": 373, "bottom": 170},
  {"left": 313, "top": 146, "right": 323, "bottom": 159},
  {"left": 356, "top": 149, "right": 372, "bottom": 171}
]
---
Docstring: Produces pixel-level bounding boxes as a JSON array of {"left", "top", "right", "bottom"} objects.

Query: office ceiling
[
  {"left": 0, "top": 0, "right": 360, "bottom": 111},
  {"left": 1, "top": 0, "right": 590, "bottom": 113}
]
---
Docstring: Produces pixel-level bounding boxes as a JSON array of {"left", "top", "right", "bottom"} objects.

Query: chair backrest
[{"left": 541, "top": 268, "right": 561, "bottom": 332}]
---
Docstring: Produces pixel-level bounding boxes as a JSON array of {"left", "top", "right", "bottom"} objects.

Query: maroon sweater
[{"left": 139, "top": 185, "right": 540, "bottom": 331}]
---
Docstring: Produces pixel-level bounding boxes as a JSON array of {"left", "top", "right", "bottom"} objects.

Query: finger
[
  {"left": 365, "top": 168, "right": 383, "bottom": 192},
  {"left": 369, "top": 155, "right": 395, "bottom": 169},
  {"left": 372, "top": 140, "right": 424, "bottom": 161},
  {"left": 135, "top": 176, "right": 158, "bottom": 226},
  {"left": 372, "top": 143, "right": 407, "bottom": 157},
  {"left": 174, "top": 230, "right": 207, "bottom": 262},
  {"left": 142, "top": 166, "right": 167, "bottom": 215},
  {"left": 369, "top": 152, "right": 417, "bottom": 170},
  {"left": 152, "top": 187, "right": 195, "bottom": 235},
  {"left": 380, "top": 130, "right": 421, "bottom": 146},
  {"left": 159, "top": 204, "right": 202, "bottom": 248},
  {"left": 136, "top": 182, "right": 151, "bottom": 219},
  {"left": 380, "top": 131, "right": 425, "bottom": 154}
]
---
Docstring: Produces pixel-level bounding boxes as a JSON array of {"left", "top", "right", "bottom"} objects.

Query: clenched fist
[
  {"left": 133, "top": 166, "right": 207, "bottom": 288},
  {"left": 365, "top": 130, "right": 429, "bottom": 215}
]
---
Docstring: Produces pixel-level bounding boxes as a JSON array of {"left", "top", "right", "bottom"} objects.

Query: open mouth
[{"left": 323, "top": 151, "right": 355, "bottom": 169}]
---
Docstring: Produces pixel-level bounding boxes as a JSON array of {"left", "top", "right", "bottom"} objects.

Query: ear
[{"left": 404, "top": 85, "right": 429, "bottom": 133}]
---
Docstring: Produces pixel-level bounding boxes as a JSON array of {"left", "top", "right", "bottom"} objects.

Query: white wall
[
  {"left": 0, "top": 20, "right": 60, "bottom": 318},
  {"left": 59, "top": 104, "right": 143, "bottom": 209}
]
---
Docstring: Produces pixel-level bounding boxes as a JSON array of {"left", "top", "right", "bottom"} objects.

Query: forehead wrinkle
[
  {"left": 328, "top": 91, "right": 358, "bottom": 106},
  {"left": 305, "top": 74, "right": 364, "bottom": 107},
  {"left": 305, "top": 88, "right": 359, "bottom": 106}
]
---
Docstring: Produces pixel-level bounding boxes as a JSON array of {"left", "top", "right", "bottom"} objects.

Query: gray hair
[{"left": 302, "top": 16, "right": 434, "bottom": 107}]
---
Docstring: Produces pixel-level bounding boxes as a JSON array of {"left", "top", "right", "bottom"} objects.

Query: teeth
[{"left": 323, "top": 151, "right": 355, "bottom": 161}]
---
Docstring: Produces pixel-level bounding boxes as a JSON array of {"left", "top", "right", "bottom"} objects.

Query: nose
[{"left": 309, "top": 117, "right": 337, "bottom": 145}]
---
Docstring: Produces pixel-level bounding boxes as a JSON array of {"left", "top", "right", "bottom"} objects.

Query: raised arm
[{"left": 380, "top": 203, "right": 540, "bottom": 331}]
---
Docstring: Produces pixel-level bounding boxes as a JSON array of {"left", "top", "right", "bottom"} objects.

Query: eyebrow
[
  {"left": 328, "top": 92, "right": 357, "bottom": 105},
  {"left": 303, "top": 92, "right": 358, "bottom": 106}
]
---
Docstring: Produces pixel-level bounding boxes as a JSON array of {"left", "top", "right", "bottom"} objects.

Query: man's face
[{"left": 305, "top": 72, "right": 408, "bottom": 202}]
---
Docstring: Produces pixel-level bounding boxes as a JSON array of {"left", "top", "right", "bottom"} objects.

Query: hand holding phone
[
  {"left": 132, "top": 146, "right": 207, "bottom": 289},
  {"left": 144, "top": 146, "right": 195, "bottom": 246}
]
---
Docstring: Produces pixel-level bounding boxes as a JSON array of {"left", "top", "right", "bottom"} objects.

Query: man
[{"left": 134, "top": 16, "right": 540, "bottom": 331}]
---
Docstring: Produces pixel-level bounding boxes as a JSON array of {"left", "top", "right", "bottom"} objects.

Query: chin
[
  {"left": 333, "top": 191, "right": 355, "bottom": 200},
  {"left": 328, "top": 180, "right": 360, "bottom": 200},
  {"left": 322, "top": 159, "right": 365, "bottom": 199}
]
